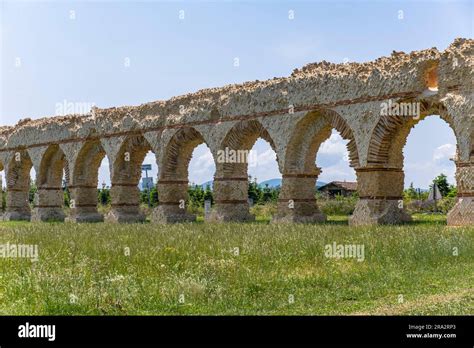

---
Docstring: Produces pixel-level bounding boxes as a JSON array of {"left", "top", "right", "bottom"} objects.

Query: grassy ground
[{"left": 0, "top": 215, "right": 472, "bottom": 315}]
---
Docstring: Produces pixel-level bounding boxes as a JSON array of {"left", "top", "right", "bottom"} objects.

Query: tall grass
[{"left": 0, "top": 220, "right": 472, "bottom": 315}]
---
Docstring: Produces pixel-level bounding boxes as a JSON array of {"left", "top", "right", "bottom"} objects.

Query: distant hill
[
  {"left": 195, "top": 179, "right": 429, "bottom": 191},
  {"left": 196, "top": 178, "right": 326, "bottom": 189},
  {"left": 258, "top": 178, "right": 282, "bottom": 188}
]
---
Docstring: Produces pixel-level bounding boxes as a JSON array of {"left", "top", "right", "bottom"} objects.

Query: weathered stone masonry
[{"left": 0, "top": 38, "right": 472, "bottom": 225}]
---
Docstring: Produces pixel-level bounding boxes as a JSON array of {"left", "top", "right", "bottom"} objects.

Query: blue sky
[{"left": 1, "top": 0, "right": 472, "bottom": 188}]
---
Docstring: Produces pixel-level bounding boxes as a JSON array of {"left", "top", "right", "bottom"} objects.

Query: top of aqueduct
[{"left": 0, "top": 38, "right": 472, "bottom": 152}]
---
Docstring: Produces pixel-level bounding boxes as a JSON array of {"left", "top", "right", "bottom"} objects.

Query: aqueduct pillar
[
  {"left": 105, "top": 136, "right": 148, "bottom": 223},
  {"left": 30, "top": 145, "right": 67, "bottom": 222},
  {"left": 273, "top": 172, "right": 326, "bottom": 223},
  {"left": 3, "top": 151, "right": 32, "bottom": 221},
  {"left": 207, "top": 176, "right": 254, "bottom": 222},
  {"left": 349, "top": 167, "right": 411, "bottom": 225},
  {"left": 152, "top": 179, "right": 195, "bottom": 223}
]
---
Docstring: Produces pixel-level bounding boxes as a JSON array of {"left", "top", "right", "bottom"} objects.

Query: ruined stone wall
[{"left": 0, "top": 38, "right": 472, "bottom": 225}]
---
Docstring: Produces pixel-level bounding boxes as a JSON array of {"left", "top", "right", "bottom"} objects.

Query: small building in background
[{"left": 318, "top": 181, "right": 357, "bottom": 198}]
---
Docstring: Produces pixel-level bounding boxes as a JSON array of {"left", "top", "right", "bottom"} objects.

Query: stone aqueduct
[{"left": 0, "top": 38, "right": 472, "bottom": 226}]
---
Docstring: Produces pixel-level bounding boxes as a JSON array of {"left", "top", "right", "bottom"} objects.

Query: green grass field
[{"left": 0, "top": 214, "right": 472, "bottom": 315}]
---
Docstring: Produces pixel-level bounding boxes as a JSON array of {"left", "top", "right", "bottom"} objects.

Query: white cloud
[
  {"left": 316, "top": 132, "right": 352, "bottom": 174},
  {"left": 249, "top": 147, "right": 276, "bottom": 168},
  {"left": 318, "top": 159, "right": 356, "bottom": 183},
  {"left": 318, "top": 132, "right": 348, "bottom": 156},
  {"left": 433, "top": 143, "right": 456, "bottom": 163},
  {"left": 313, "top": 131, "right": 356, "bottom": 183},
  {"left": 188, "top": 145, "right": 216, "bottom": 185},
  {"left": 404, "top": 143, "right": 456, "bottom": 188},
  {"left": 195, "top": 149, "right": 215, "bottom": 168}
]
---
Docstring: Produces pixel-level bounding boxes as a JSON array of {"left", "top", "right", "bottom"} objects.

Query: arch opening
[
  {"left": 210, "top": 119, "right": 280, "bottom": 222},
  {"left": 275, "top": 110, "right": 358, "bottom": 223},
  {"left": 107, "top": 134, "right": 153, "bottom": 223},
  {"left": 32, "top": 144, "right": 68, "bottom": 222},
  {"left": 218, "top": 119, "right": 278, "bottom": 179},
  {"left": 315, "top": 130, "right": 357, "bottom": 218},
  {"left": 187, "top": 142, "right": 215, "bottom": 219},
  {"left": 154, "top": 127, "right": 213, "bottom": 223},
  {"left": 357, "top": 100, "right": 465, "bottom": 225},
  {"left": 69, "top": 139, "right": 108, "bottom": 222},
  {"left": 403, "top": 115, "right": 457, "bottom": 220}
]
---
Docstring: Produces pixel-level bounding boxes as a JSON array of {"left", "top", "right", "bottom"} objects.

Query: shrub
[
  {"left": 405, "top": 197, "right": 456, "bottom": 214},
  {"left": 250, "top": 202, "right": 277, "bottom": 220},
  {"left": 318, "top": 195, "right": 357, "bottom": 215}
]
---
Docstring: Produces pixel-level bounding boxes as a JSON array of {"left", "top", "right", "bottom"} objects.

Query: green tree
[
  {"left": 29, "top": 181, "right": 37, "bottom": 204},
  {"left": 150, "top": 186, "right": 159, "bottom": 206},
  {"left": 188, "top": 184, "right": 205, "bottom": 208},
  {"left": 447, "top": 185, "right": 457, "bottom": 198},
  {"left": 140, "top": 189, "right": 149, "bottom": 205},
  {"left": 203, "top": 184, "right": 213, "bottom": 205},
  {"left": 261, "top": 184, "right": 273, "bottom": 203},
  {"left": 248, "top": 176, "right": 262, "bottom": 204},
  {"left": 405, "top": 182, "right": 418, "bottom": 200},
  {"left": 433, "top": 173, "right": 450, "bottom": 197},
  {"left": 98, "top": 187, "right": 110, "bottom": 205},
  {"left": 63, "top": 188, "right": 70, "bottom": 207}
]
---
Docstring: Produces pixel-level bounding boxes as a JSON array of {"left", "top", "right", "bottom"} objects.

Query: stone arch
[
  {"left": 36, "top": 144, "right": 67, "bottom": 188},
  {"left": 152, "top": 127, "right": 211, "bottom": 223},
  {"left": 284, "top": 109, "right": 359, "bottom": 174},
  {"left": 6, "top": 150, "right": 33, "bottom": 189},
  {"left": 4, "top": 150, "right": 33, "bottom": 221},
  {"left": 112, "top": 134, "right": 152, "bottom": 184},
  {"left": 273, "top": 109, "right": 357, "bottom": 224},
  {"left": 367, "top": 100, "right": 458, "bottom": 168},
  {"left": 161, "top": 127, "right": 210, "bottom": 180},
  {"left": 207, "top": 119, "right": 278, "bottom": 222},
  {"left": 68, "top": 139, "right": 107, "bottom": 222},
  {"left": 218, "top": 119, "right": 277, "bottom": 178},
  {"left": 72, "top": 139, "right": 106, "bottom": 187},
  {"left": 107, "top": 134, "right": 153, "bottom": 223},
  {"left": 32, "top": 144, "right": 67, "bottom": 221},
  {"left": 350, "top": 99, "right": 462, "bottom": 226}
]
